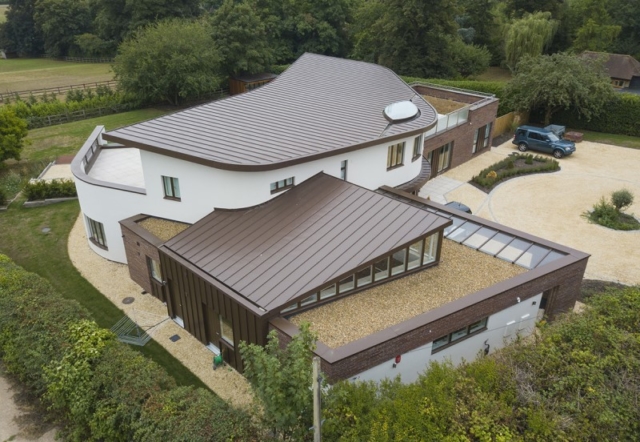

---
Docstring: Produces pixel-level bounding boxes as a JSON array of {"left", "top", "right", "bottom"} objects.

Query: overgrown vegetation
[
  {"left": 472, "top": 153, "right": 559, "bottom": 190},
  {"left": 585, "top": 189, "right": 639, "bottom": 231},
  {"left": 0, "top": 255, "right": 260, "bottom": 441},
  {"left": 24, "top": 178, "right": 76, "bottom": 200},
  {"left": 322, "top": 286, "right": 640, "bottom": 441},
  {"left": 0, "top": 159, "right": 49, "bottom": 202},
  {"left": 0, "top": 107, "right": 29, "bottom": 163}
]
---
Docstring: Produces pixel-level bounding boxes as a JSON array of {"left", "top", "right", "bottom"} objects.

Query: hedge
[
  {"left": 531, "top": 93, "right": 640, "bottom": 137},
  {"left": 472, "top": 154, "right": 559, "bottom": 189},
  {"left": 24, "top": 178, "right": 77, "bottom": 201},
  {"left": 0, "top": 255, "right": 261, "bottom": 441}
]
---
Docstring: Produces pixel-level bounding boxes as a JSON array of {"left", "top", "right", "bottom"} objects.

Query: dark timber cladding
[
  {"left": 101, "top": 53, "right": 438, "bottom": 171},
  {"left": 162, "top": 173, "right": 450, "bottom": 313}
]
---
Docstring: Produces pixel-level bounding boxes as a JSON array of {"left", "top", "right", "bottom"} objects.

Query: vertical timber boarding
[{"left": 159, "top": 250, "right": 267, "bottom": 372}]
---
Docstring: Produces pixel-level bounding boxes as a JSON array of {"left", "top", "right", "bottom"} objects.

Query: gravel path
[
  {"left": 67, "top": 215, "right": 254, "bottom": 408},
  {"left": 291, "top": 240, "right": 524, "bottom": 348},
  {"left": 441, "top": 141, "right": 640, "bottom": 285}
]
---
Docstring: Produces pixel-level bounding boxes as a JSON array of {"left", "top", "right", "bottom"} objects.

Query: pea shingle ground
[
  {"left": 138, "top": 217, "right": 190, "bottom": 241},
  {"left": 290, "top": 239, "right": 526, "bottom": 348}
]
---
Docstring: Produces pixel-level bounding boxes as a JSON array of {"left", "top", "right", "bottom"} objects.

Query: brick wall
[
  {"left": 271, "top": 256, "right": 587, "bottom": 382},
  {"left": 120, "top": 220, "right": 162, "bottom": 296}
]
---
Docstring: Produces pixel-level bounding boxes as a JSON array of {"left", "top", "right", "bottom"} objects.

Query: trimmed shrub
[
  {"left": 586, "top": 196, "right": 640, "bottom": 231},
  {"left": 24, "top": 178, "right": 77, "bottom": 201},
  {"left": 0, "top": 187, "right": 5, "bottom": 205},
  {"left": 472, "top": 154, "right": 559, "bottom": 189},
  {"left": 611, "top": 189, "right": 634, "bottom": 212}
]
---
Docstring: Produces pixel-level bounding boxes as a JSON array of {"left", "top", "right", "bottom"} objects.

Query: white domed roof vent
[{"left": 383, "top": 100, "right": 419, "bottom": 123}]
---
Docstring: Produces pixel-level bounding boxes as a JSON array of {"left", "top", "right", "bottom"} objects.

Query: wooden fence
[
  {"left": 26, "top": 105, "right": 129, "bottom": 129},
  {"left": 0, "top": 80, "right": 118, "bottom": 103},
  {"left": 38, "top": 55, "right": 115, "bottom": 63},
  {"left": 493, "top": 112, "right": 515, "bottom": 137}
]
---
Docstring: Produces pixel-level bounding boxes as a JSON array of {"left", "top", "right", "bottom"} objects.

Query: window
[
  {"left": 391, "top": 249, "right": 406, "bottom": 276},
  {"left": 339, "top": 275, "right": 355, "bottom": 293},
  {"left": 356, "top": 266, "right": 372, "bottom": 287},
  {"left": 483, "top": 122, "right": 493, "bottom": 148},
  {"left": 437, "top": 142, "right": 452, "bottom": 172},
  {"left": 270, "top": 177, "right": 294, "bottom": 194},
  {"left": 220, "top": 315, "right": 234, "bottom": 346},
  {"left": 412, "top": 135, "right": 423, "bottom": 161},
  {"left": 374, "top": 257, "right": 389, "bottom": 281},
  {"left": 431, "top": 316, "right": 489, "bottom": 354},
  {"left": 407, "top": 240, "right": 423, "bottom": 270},
  {"left": 320, "top": 284, "right": 336, "bottom": 300},
  {"left": 162, "top": 176, "right": 181, "bottom": 200},
  {"left": 387, "top": 142, "right": 405, "bottom": 169},
  {"left": 147, "top": 257, "right": 162, "bottom": 282},
  {"left": 423, "top": 233, "right": 438, "bottom": 264},
  {"left": 472, "top": 128, "right": 480, "bottom": 154},
  {"left": 300, "top": 293, "right": 318, "bottom": 306},
  {"left": 340, "top": 160, "right": 348, "bottom": 180},
  {"left": 528, "top": 132, "right": 544, "bottom": 141},
  {"left": 86, "top": 216, "right": 107, "bottom": 249}
]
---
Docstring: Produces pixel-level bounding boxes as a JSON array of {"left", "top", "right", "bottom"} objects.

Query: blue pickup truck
[{"left": 512, "top": 125, "right": 576, "bottom": 159}]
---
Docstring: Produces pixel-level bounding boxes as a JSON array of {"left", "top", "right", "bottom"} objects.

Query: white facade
[
  {"left": 351, "top": 293, "right": 543, "bottom": 384},
  {"left": 75, "top": 129, "right": 426, "bottom": 263}
]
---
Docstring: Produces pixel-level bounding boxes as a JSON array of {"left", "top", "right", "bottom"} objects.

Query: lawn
[
  {"left": 0, "top": 199, "right": 209, "bottom": 390},
  {"left": 0, "top": 58, "right": 113, "bottom": 93},
  {"left": 579, "top": 129, "right": 640, "bottom": 150},
  {"left": 473, "top": 66, "right": 512, "bottom": 82},
  {"left": 23, "top": 108, "right": 170, "bottom": 161}
]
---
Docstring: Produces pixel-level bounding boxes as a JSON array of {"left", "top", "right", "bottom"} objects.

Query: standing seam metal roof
[
  {"left": 162, "top": 173, "right": 450, "bottom": 311},
  {"left": 103, "top": 53, "right": 438, "bottom": 170}
]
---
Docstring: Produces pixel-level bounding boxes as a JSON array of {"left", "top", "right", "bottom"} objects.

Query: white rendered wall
[
  {"left": 76, "top": 132, "right": 425, "bottom": 263},
  {"left": 350, "top": 293, "right": 543, "bottom": 384}
]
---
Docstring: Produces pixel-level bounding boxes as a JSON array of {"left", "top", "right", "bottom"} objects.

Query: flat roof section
[
  {"left": 138, "top": 217, "right": 190, "bottom": 242},
  {"left": 103, "top": 53, "right": 438, "bottom": 170},
  {"left": 87, "top": 147, "right": 145, "bottom": 188},
  {"left": 290, "top": 239, "right": 526, "bottom": 348},
  {"left": 163, "top": 173, "right": 450, "bottom": 312}
]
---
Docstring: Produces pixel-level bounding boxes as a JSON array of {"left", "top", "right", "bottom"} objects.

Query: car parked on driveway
[{"left": 512, "top": 125, "right": 576, "bottom": 158}]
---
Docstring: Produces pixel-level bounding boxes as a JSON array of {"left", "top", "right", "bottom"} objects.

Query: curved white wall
[{"left": 77, "top": 132, "right": 425, "bottom": 263}]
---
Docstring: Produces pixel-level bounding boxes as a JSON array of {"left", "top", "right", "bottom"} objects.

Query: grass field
[
  {"left": 0, "top": 5, "right": 8, "bottom": 24},
  {"left": 0, "top": 58, "right": 113, "bottom": 93},
  {"left": 579, "top": 129, "right": 640, "bottom": 150},
  {"left": 23, "top": 108, "right": 171, "bottom": 161},
  {"left": 473, "top": 66, "right": 512, "bottom": 82}
]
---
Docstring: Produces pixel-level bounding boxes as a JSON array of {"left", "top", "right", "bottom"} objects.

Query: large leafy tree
[
  {"left": 504, "top": 11, "right": 558, "bottom": 70},
  {"left": 352, "top": 0, "right": 463, "bottom": 78},
  {"left": 607, "top": 0, "right": 640, "bottom": 57},
  {"left": 34, "top": 0, "right": 93, "bottom": 56},
  {"left": 0, "top": 108, "right": 29, "bottom": 164},
  {"left": 505, "top": 52, "right": 615, "bottom": 125},
  {"left": 0, "top": 0, "right": 43, "bottom": 55},
  {"left": 113, "top": 19, "right": 222, "bottom": 106},
  {"left": 240, "top": 322, "right": 318, "bottom": 441},
  {"left": 568, "top": 0, "right": 621, "bottom": 53},
  {"left": 209, "top": 0, "right": 274, "bottom": 76}
]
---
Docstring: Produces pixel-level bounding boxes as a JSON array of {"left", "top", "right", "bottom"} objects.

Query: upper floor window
[
  {"left": 483, "top": 122, "right": 493, "bottom": 148},
  {"left": 271, "top": 177, "right": 294, "bottom": 194},
  {"left": 472, "top": 128, "right": 480, "bottom": 154},
  {"left": 147, "top": 256, "right": 162, "bottom": 282},
  {"left": 412, "top": 135, "right": 423, "bottom": 161},
  {"left": 387, "top": 142, "right": 405, "bottom": 170},
  {"left": 86, "top": 216, "right": 107, "bottom": 249},
  {"left": 340, "top": 160, "right": 348, "bottom": 180},
  {"left": 162, "top": 176, "right": 181, "bottom": 200}
]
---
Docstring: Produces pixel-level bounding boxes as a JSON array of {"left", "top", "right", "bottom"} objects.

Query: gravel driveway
[{"left": 440, "top": 140, "right": 640, "bottom": 285}]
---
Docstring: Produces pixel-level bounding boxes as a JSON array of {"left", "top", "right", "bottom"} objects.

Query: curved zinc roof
[{"left": 102, "top": 53, "right": 438, "bottom": 171}]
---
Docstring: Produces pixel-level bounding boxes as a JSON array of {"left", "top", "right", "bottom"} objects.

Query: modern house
[
  {"left": 583, "top": 51, "right": 640, "bottom": 90},
  {"left": 72, "top": 53, "right": 588, "bottom": 382}
]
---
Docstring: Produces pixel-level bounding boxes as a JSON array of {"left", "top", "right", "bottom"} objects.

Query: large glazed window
[
  {"left": 387, "top": 142, "right": 405, "bottom": 169},
  {"left": 162, "top": 176, "right": 181, "bottom": 200},
  {"left": 86, "top": 216, "right": 107, "bottom": 249},
  {"left": 412, "top": 135, "right": 423, "bottom": 161},
  {"left": 220, "top": 315, "right": 234, "bottom": 346},
  {"left": 437, "top": 142, "right": 452, "bottom": 172}
]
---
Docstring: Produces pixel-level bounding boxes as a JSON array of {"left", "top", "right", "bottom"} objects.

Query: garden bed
[{"left": 471, "top": 153, "right": 560, "bottom": 192}]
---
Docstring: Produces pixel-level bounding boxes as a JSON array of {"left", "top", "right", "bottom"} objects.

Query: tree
[
  {"left": 209, "top": 0, "right": 274, "bottom": 76},
  {"left": 240, "top": 322, "right": 318, "bottom": 440},
  {"left": 505, "top": 52, "right": 615, "bottom": 125},
  {"left": 113, "top": 19, "right": 222, "bottom": 106},
  {"left": 0, "top": 108, "right": 28, "bottom": 164},
  {"left": 34, "top": 0, "right": 92, "bottom": 56},
  {"left": 504, "top": 11, "right": 558, "bottom": 70},
  {"left": 611, "top": 189, "right": 634, "bottom": 212},
  {"left": 0, "top": 0, "right": 43, "bottom": 55},
  {"left": 351, "top": 0, "right": 463, "bottom": 78},
  {"left": 450, "top": 39, "right": 491, "bottom": 77}
]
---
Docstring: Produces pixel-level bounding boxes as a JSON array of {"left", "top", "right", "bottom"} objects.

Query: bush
[
  {"left": 586, "top": 196, "right": 640, "bottom": 231},
  {"left": 23, "top": 178, "right": 77, "bottom": 201},
  {"left": 472, "top": 154, "right": 559, "bottom": 189},
  {"left": 611, "top": 189, "right": 634, "bottom": 212},
  {"left": 0, "top": 187, "right": 6, "bottom": 206}
]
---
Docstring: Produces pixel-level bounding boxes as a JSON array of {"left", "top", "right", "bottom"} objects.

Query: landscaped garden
[
  {"left": 471, "top": 153, "right": 560, "bottom": 191},
  {"left": 585, "top": 189, "right": 639, "bottom": 231}
]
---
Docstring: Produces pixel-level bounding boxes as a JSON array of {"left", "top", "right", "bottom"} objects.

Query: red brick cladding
[
  {"left": 270, "top": 255, "right": 587, "bottom": 382},
  {"left": 120, "top": 216, "right": 162, "bottom": 296},
  {"left": 413, "top": 85, "right": 499, "bottom": 171}
]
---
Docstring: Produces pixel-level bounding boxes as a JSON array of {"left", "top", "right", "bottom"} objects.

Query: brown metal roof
[
  {"left": 582, "top": 51, "right": 640, "bottom": 80},
  {"left": 162, "top": 173, "right": 449, "bottom": 311},
  {"left": 102, "top": 53, "right": 438, "bottom": 171}
]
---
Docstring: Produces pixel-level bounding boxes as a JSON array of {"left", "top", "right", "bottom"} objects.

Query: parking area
[{"left": 421, "top": 140, "right": 640, "bottom": 285}]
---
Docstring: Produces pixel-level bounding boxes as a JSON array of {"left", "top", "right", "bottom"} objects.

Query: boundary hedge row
[{"left": 0, "top": 255, "right": 261, "bottom": 441}]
